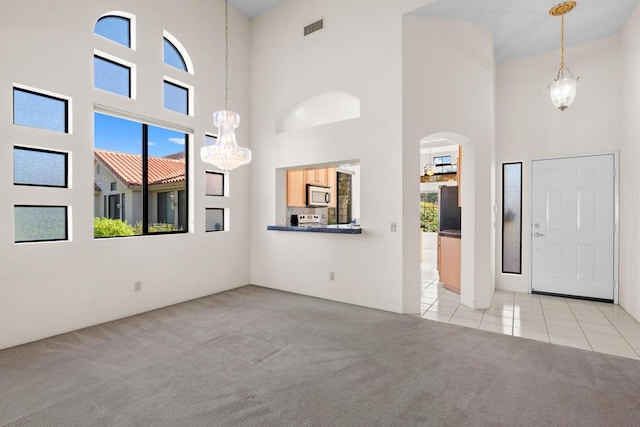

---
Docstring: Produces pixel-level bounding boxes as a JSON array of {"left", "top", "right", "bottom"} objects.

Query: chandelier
[
  {"left": 548, "top": 1, "right": 579, "bottom": 111},
  {"left": 201, "top": 0, "right": 251, "bottom": 171}
]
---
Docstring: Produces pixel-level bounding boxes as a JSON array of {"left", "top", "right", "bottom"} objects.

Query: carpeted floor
[{"left": 1, "top": 285, "right": 639, "bottom": 426}]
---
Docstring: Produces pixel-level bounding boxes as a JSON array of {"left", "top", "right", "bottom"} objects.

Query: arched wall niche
[{"left": 277, "top": 91, "right": 360, "bottom": 133}]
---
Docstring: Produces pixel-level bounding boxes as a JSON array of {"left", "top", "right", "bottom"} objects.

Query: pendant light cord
[
  {"left": 224, "top": 0, "right": 229, "bottom": 111},
  {"left": 560, "top": 13, "right": 565, "bottom": 71}
]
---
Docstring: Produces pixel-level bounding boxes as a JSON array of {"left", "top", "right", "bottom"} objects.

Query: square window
[
  {"left": 94, "top": 55, "right": 131, "bottom": 97},
  {"left": 205, "top": 208, "right": 224, "bottom": 232},
  {"left": 13, "top": 87, "right": 68, "bottom": 133},
  {"left": 14, "top": 147, "right": 68, "bottom": 187},
  {"left": 164, "top": 80, "right": 188, "bottom": 114},
  {"left": 110, "top": 182, "right": 117, "bottom": 191},
  {"left": 205, "top": 171, "right": 224, "bottom": 196},
  {"left": 15, "top": 205, "right": 68, "bottom": 243}
]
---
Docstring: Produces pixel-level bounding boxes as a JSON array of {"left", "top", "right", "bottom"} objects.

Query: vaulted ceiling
[{"left": 230, "top": 0, "right": 639, "bottom": 63}]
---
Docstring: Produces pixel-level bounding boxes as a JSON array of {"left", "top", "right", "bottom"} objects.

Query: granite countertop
[
  {"left": 439, "top": 229, "right": 461, "bottom": 238},
  {"left": 267, "top": 225, "right": 362, "bottom": 234}
]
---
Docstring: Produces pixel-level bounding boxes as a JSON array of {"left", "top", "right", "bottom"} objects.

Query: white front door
[{"left": 531, "top": 154, "right": 615, "bottom": 301}]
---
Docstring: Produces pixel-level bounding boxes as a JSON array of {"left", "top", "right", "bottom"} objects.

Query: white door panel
[{"left": 531, "top": 154, "right": 615, "bottom": 300}]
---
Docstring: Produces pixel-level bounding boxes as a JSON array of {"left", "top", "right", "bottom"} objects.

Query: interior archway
[{"left": 420, "top": 132, "right": 479, "bottom": 310}]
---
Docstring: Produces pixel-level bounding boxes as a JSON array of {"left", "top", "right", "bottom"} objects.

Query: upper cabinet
[
  {"left": 287, "top": 167, "right": 336, "bottom": 207},
  {"left": 305, "top": 168, "right": 329, "bottom": 187},
  {"left": 286, "top": 169, "right": 306, "bottom": 207}
]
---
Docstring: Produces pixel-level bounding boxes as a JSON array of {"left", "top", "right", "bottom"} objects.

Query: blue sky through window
[
  {"left": 164, "top": 38, "right": 187, "bottom": 71},
  {"left": 94, "top": 16, "right": 130, "bottom": 47},
  {"left": 94, "top": 113, "right": 186, "bottom": 158}
]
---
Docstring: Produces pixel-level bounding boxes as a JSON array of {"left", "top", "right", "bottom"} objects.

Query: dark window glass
[
  {"left": 164, "top": 38, "right": 187, "bottom": 71},
  {"left": 13, "top": 88, "right": 68, "bottom": 133},
  {"left": 205, "top": 171, "right": 224, "bottom": 196},
  {"left": 164, "top": 81, "right": 188, "bottom": 114},
  {"left": 94, "top": 56, "right": 131, "bottom": 97},
  {"left": 94, "top": 113, "right": 188, "bottom": 238},
  {"left": 94, "top": 16, "right": 130, "bottom": 47},
  {"left": 502, "top": 162, "right": 523, "bottom": 274},
  {"left": 15, "top": 205, "right": 68, "bottom": 243},
  {"left": 206, "top": 208, "right": 224, "bottom": 232},
  {"left": 14, "top": 147, "right": 67, "bottom": 187}
]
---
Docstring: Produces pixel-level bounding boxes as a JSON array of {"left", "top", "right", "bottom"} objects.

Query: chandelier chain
[
  {"left": 561, "top": 13, "right": 565, "bottom": 70},
  {"left": 224, "top": 0, "right": 229, "bottom": 110}
]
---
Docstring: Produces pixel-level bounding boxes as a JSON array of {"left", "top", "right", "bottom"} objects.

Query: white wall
[
  {"left": 0, "top": 0, "right": 252, "bottom": 350},
  {"left": 495, "top": 36, "right": 623, "bottom": 298},
  {"left": 249, "top": 0, "right": 426, "bottom": 314},
  {"left": 621, "top": 2, "right": 640, "bottom": 321},
  {"left": 403, "top": 15, "right": 496, "bottom": 310}
]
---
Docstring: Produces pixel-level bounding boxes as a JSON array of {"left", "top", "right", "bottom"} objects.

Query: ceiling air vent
[{"left": 304, "top": 19, "right": 324, "bottom": 36}]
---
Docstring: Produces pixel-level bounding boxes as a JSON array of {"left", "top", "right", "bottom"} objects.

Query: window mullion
[{"left": 142, "top": 124, "right": 149, "bottom": 234}]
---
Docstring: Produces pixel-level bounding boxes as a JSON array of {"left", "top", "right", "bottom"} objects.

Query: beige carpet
[{"left": 1, "top": 285, "right": 639, "bottom": 426}]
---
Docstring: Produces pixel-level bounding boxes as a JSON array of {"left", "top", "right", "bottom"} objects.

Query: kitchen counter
[
  {"left": 439, "top": 229, "right": 461, "bottom": 239},
  {"left": 267, "top": 225, "right": 362, "bottom": 234}
]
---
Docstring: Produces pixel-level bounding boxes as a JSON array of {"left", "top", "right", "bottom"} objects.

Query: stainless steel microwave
[{"left": 307, "top": 184, "right": 331, "bottom": 207}]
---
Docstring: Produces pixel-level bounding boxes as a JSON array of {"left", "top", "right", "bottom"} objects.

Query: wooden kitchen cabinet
[
  {"left": 286, "top": 169, "right": 306, "bottom": 207},
  {"left": 287, "top": 167, "right": 336, "bottom": 207},
  {"left": 438, "top": 235, "right": 461, "bottom": 293},
  {"left": 305, "top": 168, "right": 329, "bottom": 186}
]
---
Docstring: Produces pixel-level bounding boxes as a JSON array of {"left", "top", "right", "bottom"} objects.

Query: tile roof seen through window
[{"left": 95, "top": 149, "right": 185, "bottom": 187}]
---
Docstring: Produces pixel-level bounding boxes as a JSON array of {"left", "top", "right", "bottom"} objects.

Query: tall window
[
  {"left": 93, "top": 113, "right": 188, "bottom": 238},
  {"left": 502, "top": 162, "right": 523, "bottom": 274}
]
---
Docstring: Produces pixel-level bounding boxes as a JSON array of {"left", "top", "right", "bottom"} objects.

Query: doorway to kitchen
[{"left": 420, "top": 137, "right": 461, "bottom": 313}]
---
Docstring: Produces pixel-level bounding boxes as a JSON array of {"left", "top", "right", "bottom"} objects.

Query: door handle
[{"left": 534, "top": 232, "right": 545, "bottom": 237}]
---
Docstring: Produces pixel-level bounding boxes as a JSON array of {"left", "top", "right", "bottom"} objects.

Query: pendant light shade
[
  {"left": 201, "top": 0, "right": 251, "bottom": 171},
  {"left": 548, "top": 1, "right": 579, "bottom": 112},
  {"left": 200, "top": 110, "right": 251, "bottom": 171},
  {"left": 549, "top": 76, "right": 577, "bottom": 111}
]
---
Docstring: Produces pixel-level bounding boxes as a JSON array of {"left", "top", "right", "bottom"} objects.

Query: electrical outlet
[
  {"left": 134, "top": 281, "right": 142, "bottom": 292},
  {"left": 329, "top": 272, "right": 335, "bottom": 281}
]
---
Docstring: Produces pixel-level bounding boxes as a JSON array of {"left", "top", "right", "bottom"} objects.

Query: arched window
[
  {"left": 94, "top": 12, "right": 135, "bottom": 49},
  {"left": 163, "top": 31, "right": 194, "bottom": 74}
]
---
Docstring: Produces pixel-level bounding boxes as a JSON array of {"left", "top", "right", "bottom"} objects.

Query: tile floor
[{"left": 420, "top": 250, "right": 640, "bottom": 360}]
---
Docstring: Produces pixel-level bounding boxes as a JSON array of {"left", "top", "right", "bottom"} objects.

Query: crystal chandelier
[
  {"left": 548, "top": 1, "right": 579, "bottom": 112},
  {"left": 201, "top": 0, "right": 251, "bottom": 171}
]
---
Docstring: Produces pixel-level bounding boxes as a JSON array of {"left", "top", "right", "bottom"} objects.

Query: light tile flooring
[{"left": 420, "top": 250, "right": 640, "bottom": 360}]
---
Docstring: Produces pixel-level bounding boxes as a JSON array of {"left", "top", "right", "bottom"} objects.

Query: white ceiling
[
  {"left": 230, "top": 0, "right": 639, "bottom": 63},
  {"left": 229, "top": 0, "right": 285, "bottom": 18},
  {"left": 411, "top": 0, "right": 639, "bottom": 62}
]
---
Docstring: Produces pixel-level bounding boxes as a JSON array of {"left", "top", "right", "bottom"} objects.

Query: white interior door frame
[{"left": 529, "top": 152, "right": 619, "bottom": 304}]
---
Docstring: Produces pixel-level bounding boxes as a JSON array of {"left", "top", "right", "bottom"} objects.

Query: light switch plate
[{"left": 391, "top": 222, "right": 397, "bottom": 232}]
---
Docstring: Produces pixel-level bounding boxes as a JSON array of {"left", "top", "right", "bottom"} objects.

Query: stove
[{"left": 297, "top": 214, "right": 320, "bottom": 225}]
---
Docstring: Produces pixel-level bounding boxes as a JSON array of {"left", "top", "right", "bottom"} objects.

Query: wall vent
[{"left": 304, "top": 19, "right": 324, "bottom": 36}]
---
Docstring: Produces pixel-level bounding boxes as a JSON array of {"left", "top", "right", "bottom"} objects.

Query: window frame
[
  {"left": 93, "top": 51, "right": 136, "bottom": 99},
  {"left": 14, "top": 205, "right": 69, "bottom": 243},
  {"left": 502, "top": 162, "right": 523, "bottom": 275},
  {"left": 13, "top": 85, "right": 71, "bottom": 134},
  {"left": 94, "top": 12, "right": 137, "bottom": 50},
  {"left": 13, "top": 146, "right": 69, "bottom": 188},
  {"left": 163, "top": 77, "right": 193, "bottom": 116},
  {"left": 205, "top": 171, "right": 225, "bottom": 196},
  {"left": 205, "top": 208, "right": 225, "bottom": 232},
  {"left": 93, "top": 112, "right": 190, "bottom": 238}
]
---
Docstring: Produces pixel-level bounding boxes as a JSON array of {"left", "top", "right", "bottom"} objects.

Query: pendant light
[
  {"left": 424, "top": 147, "right": 435, "bottom": 177},
  {"left": 201, "top": 0, "right": 251, "bottom": 171},
  {"left": 548, "top": 1, "right": 579, "bottom": 112}
]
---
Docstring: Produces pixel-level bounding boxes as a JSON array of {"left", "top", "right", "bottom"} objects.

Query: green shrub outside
[
  {"left": 93, "top": 217, "right": 137, "bottom": 237},
  {"left": 420, "top": 201, "right": 439, "bottom": 232}
]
